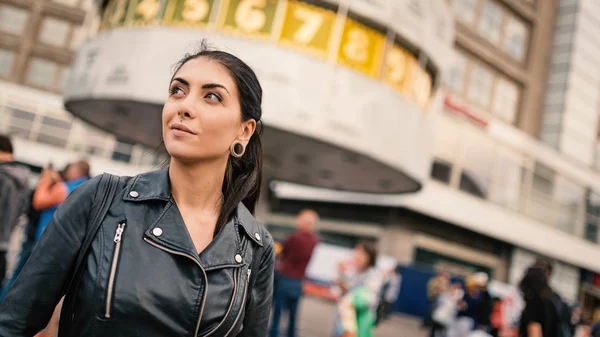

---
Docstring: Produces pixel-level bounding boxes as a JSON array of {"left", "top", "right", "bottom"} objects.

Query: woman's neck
[{"left": 168, "top": 158, "right": 226, "bottom": 216}]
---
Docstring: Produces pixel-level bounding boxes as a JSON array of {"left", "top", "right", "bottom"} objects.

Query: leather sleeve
[
  {"left": 238, "top": 231, "right": 275, "bottom": 337},
  {"left": 0, "top": 175, "right": 101, "bottom": 336}
]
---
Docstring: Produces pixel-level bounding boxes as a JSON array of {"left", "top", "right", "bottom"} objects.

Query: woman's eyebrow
[{"left": 202, "top": 83, "right": 231, "bottom": 96}]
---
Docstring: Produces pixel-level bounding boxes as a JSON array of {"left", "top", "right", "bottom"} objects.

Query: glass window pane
[
  {"left": 526, "top": 163, "right": 555, "bottom": 224},
  {"left": 0, "top": 5, "right": 29, "bottom": 35},
  {"left": 0, "top": 49, "right": 14, "bottom": 77},
  {"left": 431, "top": 159, "right": 452, "bottom": 184},
  {"left": 39, "top": 17, "right": 71, "bottom": 47},
  {"left": 27, "top": 58, "right": 58, "bottom": 88},
  {"left": 554, "top": 176, "right": 584, "bottom": 233},
  {"left": 478, "top": 0, "right": 503, "bottom": 44},
  {"left": 446, "top": 51, "right": 468, "bottom": 94},
  {"left": 468, "top": 64, "right": 493, "bottom": 107},
  {"left": 459, "top": 129, "right": 496, "bottom": 198},
  {"left": 503, "top": 16, "right": 528, "bottom": 60},
  {"left": 489, "top": 148, "right": 523, "bottom": 211},
  {"left": 454, "top": 0, "right": 478, "bottom": 26},
  {"left": 36, "top": 133, "right": 68, "bottom": 148},
  {"left": 112, "top": 139, "right": 134, "bottom": 163},
  {"left": 492, "top": 78, "right": 520, "bottom": 123},
  {"left": 41, "top": 116, "right": 71, "bottom": 129},
  {"left": 587, "top": 192, "right": 600, "bottom": 218}
]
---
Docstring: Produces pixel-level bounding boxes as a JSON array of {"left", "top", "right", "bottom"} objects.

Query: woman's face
[
  {"left": 162, "top": 57, "right": 256, "bottom": 164},
  {"left": 353, "top": 245, "right": 370, "bottom": 271}
]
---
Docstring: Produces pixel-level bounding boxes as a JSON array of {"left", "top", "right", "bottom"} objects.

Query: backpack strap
[{"left": 61, "top": 173, "right": 120, "bottom": 324}]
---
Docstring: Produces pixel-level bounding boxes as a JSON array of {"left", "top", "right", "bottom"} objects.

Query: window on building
[
  {"left": 459, "top": 128, "right": 496, "bottom": 198},
  {"left": 446, "top": 51, "right": 468, "bottom": 94},
  {"left": 0, "top": 49, "right": 14, "bottom": 78},
  {"left": 585, "top": 191, "right": 600, "bottom": 243},
  {"left": 39, "top": 17, "right": 71, "bottom": 47},
  {"left": 553, "top": 176, "right": 584, "bottom": 234},
  {"left": 453, "top": 0, "right": 478, "bottom": 26},
  {"left": 112, "top": 139, "right": 134, "bottom": 162},
  {"left": 492, "top": 77, "right": 520, "bottom": 123},
  {"left": 27, "top": 58, "right": 59, "bottom": 89},
  {"left": 478, "top": 0, "right": 503, "bottom": 44},
  {"left": 36, "top": 116, "right": 72, "bottom": 148},
  {"left": 431, "top": 159, "right": 453, "bottom": 184},
  {"left": 489, "top": 148, "right": 524, "bottom": 211},
  {"left": 7, "top": 107, "right": 36, "bottom": 139},
  {"left": 503, "top": 16, "right": 528, "bottom": 61},
  {"left": 0, "top": 5, "right": 29, "bottom": 35},
  {"left": 526, "top": 163, "right": 555, "bottom": 224},
  {"left": 468, "top": 64, "right": 493, "bottom": 108}
]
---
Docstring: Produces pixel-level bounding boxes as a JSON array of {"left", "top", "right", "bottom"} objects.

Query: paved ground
[{"left": 278, "top": 295, "right": 428, "bottom": 337}]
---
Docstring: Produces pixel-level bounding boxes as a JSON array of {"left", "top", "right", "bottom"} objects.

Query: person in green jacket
[{"left": 333, "top": 241, "right": 385, "bottom": 337}]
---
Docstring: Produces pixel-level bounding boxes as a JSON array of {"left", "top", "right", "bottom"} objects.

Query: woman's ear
[{"left": 238, "top": 119, "right": 257, "bottom": 144}]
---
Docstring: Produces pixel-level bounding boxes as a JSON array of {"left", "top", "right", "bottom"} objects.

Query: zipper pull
[
  {"left": 247, "top": 269, "right": 251, "bottom": 283},
  {"left": 114, "top": 222, "right": 126, "bottom": 243}
]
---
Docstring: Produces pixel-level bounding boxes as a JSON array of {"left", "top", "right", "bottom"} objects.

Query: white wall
[
  {"left": 13, "top": 138, "right": 151, "bottom": 177},
  {"left": 508, "top": 248, "right": 579, "bottom": 304}
]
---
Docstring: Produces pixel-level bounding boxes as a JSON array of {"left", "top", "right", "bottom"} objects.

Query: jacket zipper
[
  {"left": 202, "top": 268, "right": 239, "bottom": 337},
  {"left": 143, "top": 237, "right": 208, "bottom": 337},
  {"left": 223, "top": 268, "right": 251, "bottom": 337},
  {"left": 105, "top": 222, "right": 126, "bottom": 318}
]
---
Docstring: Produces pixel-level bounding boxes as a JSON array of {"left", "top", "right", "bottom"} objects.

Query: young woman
[
  {"left": 0, "top": 43, "right": 275, "bottom": 337},
  {"left": 333, "top": 241, "right": 385, "bottom": 337}
]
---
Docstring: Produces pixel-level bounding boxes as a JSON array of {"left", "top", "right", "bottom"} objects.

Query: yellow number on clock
[
  {"left": 385, "top": 48, "right": 408, "bottom": 85},
  {"left": 343, "top": 28, "right": 370, "bottom": 63},
  {"left": 235, "top": 0, "right": 267, "bottom": 33},
  {"left": 292, "top": 6, "right": 324, "bottom": 44},
  {"left": 136, "top": 0, "right": 160, "bottom": 21},
  {"left": 182, "top": 0, "right": 209, "bottom": 22}
]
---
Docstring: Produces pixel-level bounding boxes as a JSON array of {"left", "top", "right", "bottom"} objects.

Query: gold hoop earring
[{"left": 230, "top": 141, "right": 245, "bottom": 158}]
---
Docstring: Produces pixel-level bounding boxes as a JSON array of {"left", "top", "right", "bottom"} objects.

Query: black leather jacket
[{"left": 0, "top": 169, "right": 275, "bottom": 337}]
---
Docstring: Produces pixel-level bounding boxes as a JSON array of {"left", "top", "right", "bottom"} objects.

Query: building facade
[
  {"left": 0, "top": 0, "right": 158, "bottom": 175},
  {"left": 268, "top": 0, "right": 600, "bottom": 310}
]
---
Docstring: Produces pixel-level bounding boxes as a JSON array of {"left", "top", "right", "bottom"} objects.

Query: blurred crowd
[
  {"left": 0, "top": 135, "right": 90, "bottom": 337},
  {"left": 424, "top": 259, "right": 587, "bottom": 337}
]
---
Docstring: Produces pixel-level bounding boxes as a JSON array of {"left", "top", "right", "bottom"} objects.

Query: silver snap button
[
  {"left": 152, "top": 227, "right": 163, "bottom": 237},
  {"left": 129, "top": 191, "right": 139, "bottom": 198},
  {"left": 254, "top": 233, "right": 261, "bottom": 241},
  {"left": 235, "top": 254, "right": 242, "bottom": 263}
]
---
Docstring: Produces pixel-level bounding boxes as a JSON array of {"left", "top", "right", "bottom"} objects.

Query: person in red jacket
[{"left": 270, "top": 209, "right": 320, "bottom": 337}]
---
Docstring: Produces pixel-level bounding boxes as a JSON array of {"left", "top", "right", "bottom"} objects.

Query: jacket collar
[{"left": 123, "top": 168, "right": 262, "bottom": 246}]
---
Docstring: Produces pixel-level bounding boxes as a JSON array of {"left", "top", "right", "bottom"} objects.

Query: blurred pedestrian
[
  {"left": 32, "top": 160, "right": 90, "bottom": 242},
  {"left": 375, "top": 265, "right": 402, "bottom": 325},
  {"left": 518, "top": 265, "right": 557, "bottom": 337},
  {"left": 0, "top": 135, "right": 31, "bottom": 280},
  {"left": 270, "top": 209, "right": 320, "bottom": 337},
  {"left": 332, "top": 241, "right": 385, "bottom": 337},
  {"left": 457, "top": 272, "right": 493, "bottom": 332},
  {"left": 0, "top": 44, "right": 274, "bottom": 336},
  {"left": 426, "top": 271, "right": 451, "bottom": 328}
]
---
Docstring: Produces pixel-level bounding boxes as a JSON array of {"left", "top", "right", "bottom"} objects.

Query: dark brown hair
[
  {"left": 0, "top": 135, "right": 13, "bottom": 154},
  {"left": 356, "top": 241, "right": 378, "bottom": 269},
  {"left": 172, "top": 41, "right": 263, "bottom": 234}
]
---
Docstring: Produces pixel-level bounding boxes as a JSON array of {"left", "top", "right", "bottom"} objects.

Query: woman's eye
[
  {"left": 205, "top": 93, "right": 223, "bottom": 102},
  {"left": 169, "top": 86, "right": 184, "bottom": 96}
]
